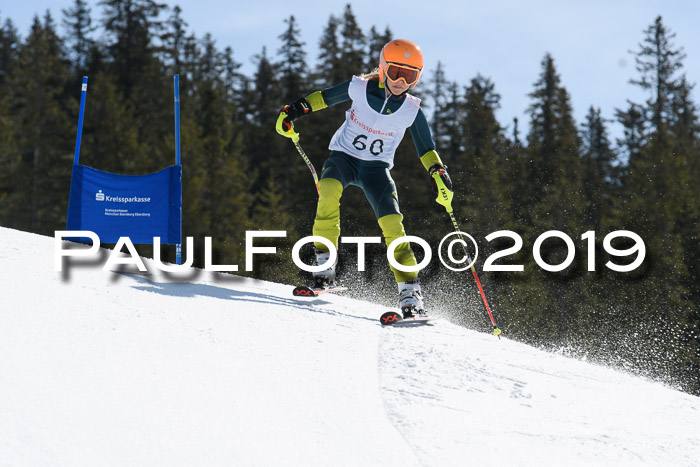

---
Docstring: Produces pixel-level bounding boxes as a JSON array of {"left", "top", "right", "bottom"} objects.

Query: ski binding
[{"left": 380, "top": 310, "right": 435, "bottom": 326}]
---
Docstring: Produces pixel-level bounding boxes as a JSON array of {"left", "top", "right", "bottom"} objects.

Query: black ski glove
[
  {"left": 429, "top": 164, "right": 454, "bottom": 209},
  {"left": 429, "top": 164, "right": 453, "bottom": 194},
  {"left": 277, "top": 97, "right": 312, "bottom": 133}
]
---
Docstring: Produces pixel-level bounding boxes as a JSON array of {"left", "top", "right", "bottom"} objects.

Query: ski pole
[
  {"left": 432, "top": 172, "right": 502, "bottom": 338},
  {"left": 288, "top": 129, "right": 320, "bottom": 196}
]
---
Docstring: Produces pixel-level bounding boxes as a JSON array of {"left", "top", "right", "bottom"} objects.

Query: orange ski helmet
[{"left": 378, "top": 39, "right": 424, "bottom": 90}]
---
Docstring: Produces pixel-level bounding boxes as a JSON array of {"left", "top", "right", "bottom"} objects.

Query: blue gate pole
[
  {"left": 174, "top": 75, "right": 182, "bottom": 265},
  {"left": 73, "top": 76, "right": 88, "bottom": 165}
]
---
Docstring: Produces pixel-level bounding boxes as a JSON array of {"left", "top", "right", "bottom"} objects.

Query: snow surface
[{"left": 1, "top": 226, "right": 699, "bottom": 466}]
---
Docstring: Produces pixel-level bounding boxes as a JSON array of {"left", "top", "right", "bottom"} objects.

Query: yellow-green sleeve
[
  {"left": 420, "top": 150, "right": 443, "bottom": 171},
  {"left": 305, "top": 91, "right": 327, "bottom": 111}
]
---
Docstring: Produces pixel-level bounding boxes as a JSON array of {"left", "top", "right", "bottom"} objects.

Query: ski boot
[
  {"left": 312, "top": 248, "right": 337, "bottom": 288},
  {"left": 398, "top": 279, "right": 427, "bottom": 318}
]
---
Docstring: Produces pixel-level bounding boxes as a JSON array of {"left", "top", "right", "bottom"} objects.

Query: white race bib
[{"left": 328, "top": 76, "right": 420, "bottom": 169}]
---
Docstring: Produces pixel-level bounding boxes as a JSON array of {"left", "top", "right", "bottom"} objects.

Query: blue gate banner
[{"left": 66, "top": 164, "right": 182, "bottom": 244}]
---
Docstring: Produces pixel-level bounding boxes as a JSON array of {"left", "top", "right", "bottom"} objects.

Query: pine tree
[
  {"left": 618, "top": 16, "right": 686, "bottom": 248},
  {"left": 0, "top": 17, "right": 21, "bottom": 225},
  {"left": 615, "top": 102, "right": 646, "bottom": 165},
  {"left": 613, "top": 16, "right": 698, "bottom": 391},
  {"left": 512, "top": 117, "right": 522, "bottom": 147},
  {"left": 427, "top": 62, "right": 457, "bottom": 156},
  {"left": 525, "top": 53, "right": 583, "bottom": 232},
  {"left": 617, "top": 16, "right": 691, "bottom": 293},
  {"left": 448, "top": 75, "right": 518, "bottom": 335},
  {"left": 0, "top": 17, "right": 20, "bottom": 86},
  {"left": 365, "top": 25, "right": 392, "bottom": 71},
  {"left": 273, "top": 16, "right": 318, "bottom": 212},
  {"left": 250, "top": 46, "right": 279, "bottom": 126},
  {"left": 250, "top": 172, "right": 299, "bottom": 284},
  {"left": 179, "top": 31, "right": 199, "bottom": 97},
  {"left": 77, "top": 70, "right": 144, "bottom": 176},
  {"left": 314, "top": 14, "right": 341, "bottom": 88},
  {"left": 92, "top": 0, "right": 171, "bottom": 180},
  {"left": 466, "top": 75, "right": 510, "bottom": 230},
  {"left": 670, "top": 76, "right": 700, "bottom": 308},
  {"left": 165, "top": 30, "right": 255, "bottom": 270},
  {"left": 304, "top": 11, "right": 347, "bottom": 227},
  {"left": 276, "top": 15, "right": 307, "bottom": 103},
  {"left": 61, "top": 0, "right": 96, "bottom": 77},
  {"left": 432, "top": 81, "right": 465, "bottom": 168},
  {"left": 99, "top": 0, "right": 166, "bottom": 97},
  {"left": 503, "top": 116, "right": 529, "bottom": 230},
  {"left": 4, "top": 13, "right": 74, "bottom": 233},
  {"left": 222, "top": 46, "right": 243, "bottom": 108},
  {"left": 0, "top": 95, "right": 19, "bottom": 224},
  {"left": 419, "top": 74, "right": 465, "bottom": 243},
  {"left": 196, "top": 68, "right": 252, "bottom": 272},
  {"left": 162, "top": 5, "right": 187, "bottom": 74},
  {"left": 243, "top": 46, "right": 292, "bottom": 214},
  {"left": 308, "top": 11, "right": 346, "bottom": 145},
  {"left": 527, "top": 55, "right": 571, "bottom": 198},
  {"left": 631, "top": 16, "right": 686, "bottom": 137},
  {"left": 580, "top": 106, "right": 616, "bottom": 232},
  {"left": 338, "top": 4, "right": 365, "bottom": 77},
  {"left": 521, "top": 53, "right": 585, "bottom": 342}
]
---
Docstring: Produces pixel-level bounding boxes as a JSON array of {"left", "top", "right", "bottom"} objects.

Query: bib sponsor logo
[{"left": 349, "top": 109, "right": 393, "bottom": 137}]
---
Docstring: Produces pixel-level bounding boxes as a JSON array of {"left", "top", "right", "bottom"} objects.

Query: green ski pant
[{"left": 312, "top": 151, "right": 418, "bottom": 283}]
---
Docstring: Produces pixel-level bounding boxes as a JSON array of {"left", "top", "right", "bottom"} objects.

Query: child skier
[{"left": 276, "top": 38, "right": 452, "bottom": 318}]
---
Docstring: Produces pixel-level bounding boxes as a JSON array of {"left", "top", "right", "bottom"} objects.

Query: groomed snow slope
[{"left": 1, "top": 226, "right": 698, "bottom": 466}]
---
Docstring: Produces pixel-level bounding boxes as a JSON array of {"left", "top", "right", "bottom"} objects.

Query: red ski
[
  {"left": 292, "top": 285, "right": 348, "bottom": 297},
  {"left": 380, "top": 310, "right": 436, "bottom": 326}
]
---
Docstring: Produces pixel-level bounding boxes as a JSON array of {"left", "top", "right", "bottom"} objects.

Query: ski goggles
[{"left": 385, "top": 63, "right": 421, "bottom": 86}]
